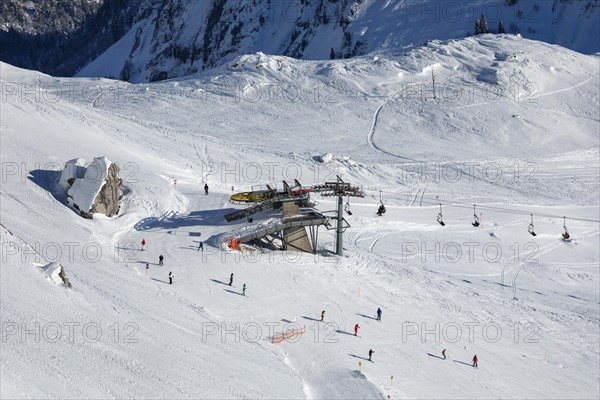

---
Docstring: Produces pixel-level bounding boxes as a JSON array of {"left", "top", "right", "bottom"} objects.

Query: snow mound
[
  {"left": 319, "top": 153, "right": 334, "bottom": 164},
  {"left": 309, "top": 369, "right": 382, "bottom": 399},
  {"left": 37, "top": 262, "right": 65, "bottom": 286},
  {"left": 317, "top": 153, "right": 358, "bottom": 167}
]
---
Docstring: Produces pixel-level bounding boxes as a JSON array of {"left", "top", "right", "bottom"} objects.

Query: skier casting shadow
[
  {"left": 302, "top": 316, "right": 321, "bottom": 322},
  {"left": 452, "top": 360, "right": 472, "bottom": 367},
  {"left": 348, "top": 354, "right": 370, "bottom": 361},
  {"left": 427, "top": 353, "right": 445, "bottom": 360},
  {"left": 223, "top": 289, "right": 244, "bottom": 296},
  {"left": 356, "top": 313, "right": 377, "bottom": 320}
]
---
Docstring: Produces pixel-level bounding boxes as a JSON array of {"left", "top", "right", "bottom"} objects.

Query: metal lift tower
[{"left": 311, "top": 176, "right": 364, "bottom": 256}]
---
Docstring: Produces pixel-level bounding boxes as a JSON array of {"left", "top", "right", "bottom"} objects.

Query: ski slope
[{"left": 1, "top": 35, "right": 599, "bottom": 399}]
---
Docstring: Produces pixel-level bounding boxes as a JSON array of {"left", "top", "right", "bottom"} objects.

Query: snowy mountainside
[
  {"left": 0, "top": 0, "right": 141, "bottom": 77},
  {"left": 80, "top": 34, "right": 600, "bottom": 204},
  {"left": 1, "top": 35, "right": 599, "bottom": 398},
  {"left": 76, "top": 0, "right": 600, "bottom": 83},
  {"left": 0, "top": 0, "right": 103, "bottom": 34}
]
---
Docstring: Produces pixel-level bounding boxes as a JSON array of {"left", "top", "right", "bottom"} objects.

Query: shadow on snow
[{"left": 134, "top": 208, "right": 236, "bottom": 232}]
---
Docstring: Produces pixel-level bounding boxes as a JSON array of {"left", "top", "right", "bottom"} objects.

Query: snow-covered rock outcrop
[
  {"left": 38, "top": 262, "right": 72, "bottom": 288},
  {"left": 58, "top": 158, "right": 88, "bottom": 192},
  {"left": 61, "top": 156, "right": 122, "bottom": 219}
]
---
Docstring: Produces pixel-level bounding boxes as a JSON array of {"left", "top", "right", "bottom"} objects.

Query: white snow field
[{"left": 1, "top": 35, "right": 599, "bottom": 399}]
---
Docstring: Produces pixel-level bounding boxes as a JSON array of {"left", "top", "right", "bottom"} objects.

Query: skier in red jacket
[
  {"left": 354, "top": 324, "right": 360, "bottom": 336},
  {"left": 472, "top": 355, "right": 478, "bottom": 368}
]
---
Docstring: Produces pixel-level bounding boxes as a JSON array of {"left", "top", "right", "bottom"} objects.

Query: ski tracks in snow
[
  {"left": 510, "top": 227, "right": 599, "bottom": 301},
  {"left": 362, "top": 79, "right": 536, "bottom": 197},
  {"left": 365, "top": 82, "right": 424, "bottom": 160},
  {"left": 409, "top": 188, "right": 426, "bottom": 207},
  {"left": 531, "top": 76, "right": 596, "bottom": 100}
]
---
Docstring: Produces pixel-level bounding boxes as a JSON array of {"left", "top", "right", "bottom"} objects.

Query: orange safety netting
[{"left": 271, "top": 325, "right": 306, "bottom": 344}]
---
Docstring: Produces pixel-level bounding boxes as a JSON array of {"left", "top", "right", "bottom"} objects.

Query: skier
[
  {"left": 368, "top": 349, "right": 374, "bottom": 362},
  {"left": 204, "top": 183, "right": 209, "bottom": 195},
  {"left": 198, "top": 241, "right": 204, "bottom": 252},
  {"left": 169, "top": 271, "right": 173, "bottom": 285},
  {"left": 472, "top": 355, "right": 478, "bottom": 368},
  {"left": 354, "top": 324, "right": 360, "bottom": 336},
  {"left": 145, "top": 263, "right": 149, "bottom": 277},
  {"left": 159, "top": 255, "right": 164, "bottom": 266},
  {"left": 442, "top": 349, "right": 447, "bottom": 360},
  {"left": 141, "top": 239, "right": 146, "bottom": 251},
  {"left": 562, "top": 230, "right": 570, "bottom": 240},
  {"left": 242, "top": 283, "right": 246, "bottom": 296},
  {"left": 376, "top": 307, "right": 382, "bottom": 321},
  {"left": 321, "top": 310, "right": 325, "bottom": 322},
  {"left": 229, "top": 273, "right": 234, "bottom": 286}
]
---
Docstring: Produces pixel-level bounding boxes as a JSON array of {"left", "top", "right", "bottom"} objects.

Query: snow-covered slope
[
  {"left": 1, "top": 35, "right": 599, "bottom": 398},
  {"left": 76, "top": 0, "right": 600, "bottom": 83}
]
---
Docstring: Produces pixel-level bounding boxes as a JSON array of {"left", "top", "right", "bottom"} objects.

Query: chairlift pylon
[
  {"left": 472, "top": 204, "right": 480, "bottom": 227},
  {"left": 528, "top": 214, "right": 536, "bottom": 236}
]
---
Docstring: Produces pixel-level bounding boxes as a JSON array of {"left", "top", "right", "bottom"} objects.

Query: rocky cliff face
[
  {"left": 0, "top": 0, "right": 102, "bottom": 35},
  {"left": 0, "top": 0, "right": 139, "bottom": 76},
  {"left": 88, "top": 162, "right": 122, "bottom": 218},
  {"left": 79, "top": 0, "right": 364, "bottom": 82}
]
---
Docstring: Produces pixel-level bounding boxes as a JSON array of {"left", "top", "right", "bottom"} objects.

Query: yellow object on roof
[{"left": 230, "top": 191, "right": 271, "bottom": 203}]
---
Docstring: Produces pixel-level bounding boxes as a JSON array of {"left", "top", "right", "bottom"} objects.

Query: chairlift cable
[{"left": 362, "top": 189, "right": 600, "bottom": 223}]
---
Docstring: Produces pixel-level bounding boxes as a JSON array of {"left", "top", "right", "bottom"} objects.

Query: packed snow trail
[{"left": 365, "top": 81, "right": 425, "bottom": 160}]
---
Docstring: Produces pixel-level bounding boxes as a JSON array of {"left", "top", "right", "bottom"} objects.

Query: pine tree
[
  {"left": 498, "top": 20, "right": 506, "bottom": 34},
  {"left": 330, "top": 48, "right": 335, "bottom": 59},
  {"left": 476, "top": 15, "right": 488, "bottom": 34},
  {"left": 481, "top": 15, "right": 489, "bottom": 34}
]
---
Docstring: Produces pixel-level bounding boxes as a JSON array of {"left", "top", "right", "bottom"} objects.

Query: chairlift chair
[
  {"left": 528, "top": 214, "right": 536, "bottom": 236},
  {"left": 345, "top": 196, "right": 353, "bottom": 216},
  {"left": 377, "top": 190, "right": 386, "bottom": 216},
  {"left": 472, "top": 204, "right": 480, "bottom": 227},
  {"left": 562, "top": 216, "right": 570, "bottom": 240}
]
